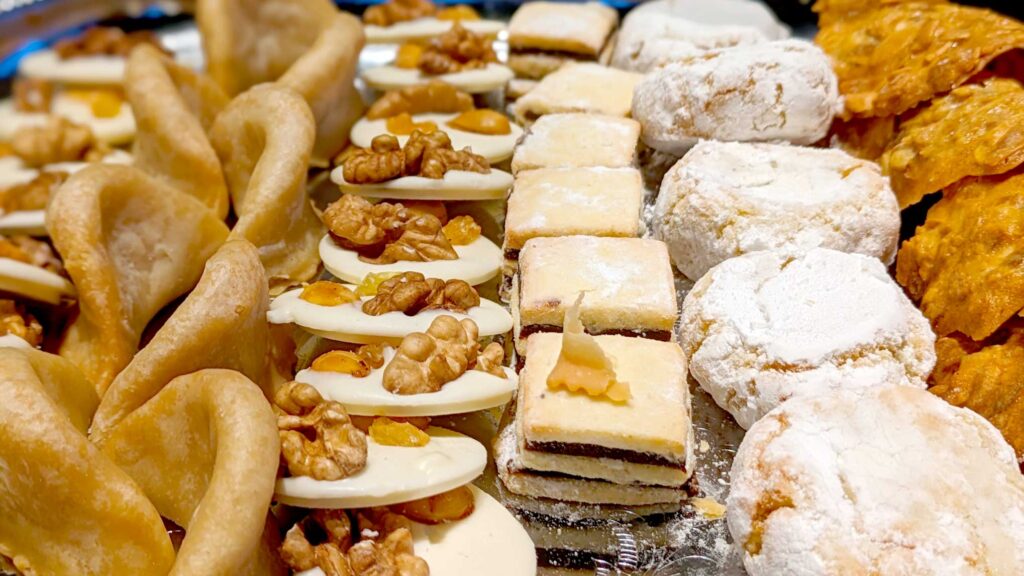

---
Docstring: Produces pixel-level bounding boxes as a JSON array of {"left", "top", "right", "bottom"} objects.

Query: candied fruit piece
[
  {"left": 402, "top": 200, "right": 448, "bottom": 224},
  {"left": 66, "top": 88, "right": 123, "bottom": 118},
  {"left": 395, "top": 43, "right": 424, "bottom": 69},
  {"left": 300, "top": 280, "right": 360, "bottom": 306},
  {"left": 0, "top": 142, "right": 12, "bottom": 157},
  {"left": 392, "top": 485, "right": 476, "bottom": 524},
  {"left": 369, "top": 417, "right": 431, "bottom": 447},
  {"left": 441, "top": 215, "right": 481, "bottom": 246},
  {"left": 547, "top": 293, "right": 630, "bottom": 402},
  {"left": 355, "top": 272, "right": 404, "bottom": 297},
  {"left": 386, "top": 112, "right": 439, "bottom": 136},
  {"left": 446, "top": 109, "right": 511, "bottom": 135},
  {"left": 312, "top": 350, "right": 373, "bottom": 377},
  {"left": 436, "top": 5, "right": 480, "bottom": 21}
]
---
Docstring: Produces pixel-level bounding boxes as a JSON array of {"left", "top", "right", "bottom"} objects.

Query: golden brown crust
[{"left": 812, "top": 0, "right": 946, "bottom": 27}]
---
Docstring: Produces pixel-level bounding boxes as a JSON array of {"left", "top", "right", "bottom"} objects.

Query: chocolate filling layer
[
  {"left": 519, "top": 324, "right": 673, "bottom": 342},
  {"left": 508, "top": 47, "right": 599, "bottom": 61},
  {"left": 525, "top": 440, "right": 685, "bottom": 469},
  {"left": 503, "top": 248, "right": 520, "bottom": 261}
]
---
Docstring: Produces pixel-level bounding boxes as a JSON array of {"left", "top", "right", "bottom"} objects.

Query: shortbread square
[
  {"left": 514, "top": 64, "right": 644, "bottom": 124},
  {"left": 508, "top": 2, "right": 619, "bottom": 57},
  {"left": 510, "top": 113, "right": 640, "bottom": 174}
]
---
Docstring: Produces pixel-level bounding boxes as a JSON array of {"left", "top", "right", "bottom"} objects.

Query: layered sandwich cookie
[
  {"left": 512, "top": 63, "right": 643, "bottom": 125},
  {"left": 512, "top": 236, "right": 677, "bottom": 355},
  {"left": 507, "top": 2, "right": 618, "bottom": 81},
  {"left": 319, "top": 195, "right": 501, "bottom": 285},
  {"left": 363, "top": 24, "right": 513, "bottom": 94},
  {"left": 362, "top": 0, "right": 504, "bottom": 44},
  {"left": 510, "top": 114, "right": 640, "bottom": 175},
  {"left": 501, "top": 167, "right": 643, "bottom": 301}
]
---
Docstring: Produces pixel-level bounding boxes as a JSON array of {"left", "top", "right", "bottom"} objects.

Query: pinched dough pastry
[
  {"left": 632, "top": 40, "right": 839, "bottom": 155},
  {"left": 90, "top": 240, "right": 269, "bottom": 439},
  {"left": 816, "top": 2, "right": 1024, "bottom": 118},
  {"left": 210, "top": 84, "right": 323, "bottom": 293},
  {"left": 880, "top": 78, "right": 1024, "bottom": 209},
  {"left": 513, "top": 64, "right": 643, "bottom": 124},
  {"left": 729, "top": 386, "right": 1024, "bottom": 576},
  {"left": 682, "top": 248, "right": 935, "bottom": 429},
  {"left": 99, "top": 369, "right": 283, "bottom": 576},
  {"left": 47, "top": 164, "right": 229, "bottom": 392},
  {"left": 125, "top": 44, "right": 230, "bottom": 218},
  {"left": 0, "top": 348, "right": 175, "bottom": 575},
  {"left": 653, "top": 141, "right": 900, "bottom": 280}
]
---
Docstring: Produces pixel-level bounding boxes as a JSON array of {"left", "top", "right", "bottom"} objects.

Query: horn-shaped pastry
[
  {"left": 197, "top": 0, "right": 365, "bottom": 160},
  {"left": 0, "top": 348, "right": 174, "bottom": 575},
  {"left": 99, "top": 369, "right": 282, "bottom": 576},
  {"left": 126, "top": 44, "right": 231, "bottom": 218},
  {"left": 90, "top": 240, "right": 270, "bottom": 440},
  {"left": 47, "top": 164, "right": 229, "bottom": 393},
  {"left": 210, "top": 85, "right": 322, "bottom": 293}
]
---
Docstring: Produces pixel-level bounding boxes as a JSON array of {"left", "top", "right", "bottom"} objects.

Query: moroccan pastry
[
  {"left": 513, "top": 63, "right": 643, "bottom": 125},
  {"left": 0, "top": 80, "right": 136, "bottom": 145},
  {"left": 653, "top": 141, "right": 900, "bottom": 280},
  {"left": 512, "top": 236, "right": 678, "bottom": 355},
  {"left": 628, "top": 0, "right": 789, "bottom": 39},
  {"left": 198, "top": 0, "right": 365, "bottom": 160},
  {"left": 210, "top": 84, "right": 324, "bottom": 293},
  {"left": 125, "top": 44, "right": 230, "bottom": 218},
  {"left": 682, "top": 248, "right": 936, "bottom": 429},
  {"left": 879, "top": 78, "right": 1024, "bottom": 209},
  {"left": 318, "top": 195, "right": 501, "bottom": 285},
  {"left": 0, "top": 348, "right": 175, "bottom": 575},
  {"left": 632, "top": 40, "right": 839, "bottom": 155},
  {"left": 510, "top": 113, "right": 640, "bottom": 174},
  {"left": 46, "top": 164, "right": 229, "bottom": 392},
  {"left": 812, "top": 0, "right": 947, "bottom": 27},
  {"left": 331, "top": 130, "right": 513, "bottom": 201},
  {"left": 362, "top": 0, "right": 504, "bottom": 44},
  {"left": 90, "top": 240, "right": 269, "bottom": 439},
  {"left": 362, "top": 23, "right": 514, "bottom": 94},
  {"left": 815, "top": 2, "right": 1024, "bottom": 118},
  {"left": 895, "top": 170, "right": 1024, "bottom": 341},
  {"left": 507, "top": 2, "right": 618, "bottom": 80},
  {"left": 99, "top": 369, "right": 284, "bottom": 576},
  {"left": 729, "top": 386, "right": 1024, "bottom": 576}
]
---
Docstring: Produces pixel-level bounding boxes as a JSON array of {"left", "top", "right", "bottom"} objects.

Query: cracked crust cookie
[
  {"left": 510, "top": 113, "right": 640, "bottom": 174},
  {"left": 681, "top": 248, "right": 936, "bottom": 430}
]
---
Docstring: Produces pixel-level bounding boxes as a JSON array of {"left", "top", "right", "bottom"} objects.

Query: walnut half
[
  {"left": 362, "top": 272, "right": 480, "bottom": 316},
  {"left": 383, "top": 316, "right": 481, "bottom": 394},
  {"left": 10, "top": 117, "right": 106, "bottom": 168},
  {"left": 418, "top": 22, "right": 497, "bottom": 75},
  {"left": 321, "top": 195, "right": 458, "bottom": 265},
  {"left": 275, "top": 381, "right": 368, "bottom": 480}
]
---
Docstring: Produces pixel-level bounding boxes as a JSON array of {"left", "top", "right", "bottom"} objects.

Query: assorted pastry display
[{"left": 4, "top": 0, "right": 1024, "bottom": 574}]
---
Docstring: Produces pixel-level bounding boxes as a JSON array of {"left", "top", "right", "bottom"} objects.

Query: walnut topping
[
  {"left": 275, "top": 381, "right": 368, "bottom": 480},
  {"left": 441, "top": 215, "right": 481, "bottom": 246},
  {"left": 343, "top": 134, "right": 406, "bottom": 184},
  {"left": 311, "top": 344, "right": 387, "bottom": 377},
  {"left": 382, "top": 316, "right": 480, "bottom": 394},
  {"left": 475, "top": 342, "right": 506, "bottom": 378},
  {"left": 0, "top": 235, "right": 64, "bottom": 275},
  {"left": 348, "top": 528, "right": 428, "bottom": 576},
  {"left": 418, "top": 22, "right": 497, "bottom": 75},
  {"left": 341, "top": 129, "right": 489, "bottom": 184},
  {"left": 1, "top": 170, "right": 68, "bottom": 213},
  {"left": 0, "top": 299, "right": 42, "bottom": 347},
  {"left": 366, "top": 81, "right": 474, "bottom": 121},
  {"left": 280, "top": 510, "right": 353, "bottom": 573},
  {"left": 362, "top": 272, "right": 479, "bottom": 316},
  {"left": 300, "top": 280, "right": 360, "bottom": 307},
  {"left": 363, "top": 0, "right": 436, "bottom": 26},
  {"left": 13, "top": 78, "right": 53, "bottom": 113},
  {"left": 10, "top": 117, "right": 107, "bottom": 168},
  {"left": 371, "top": 213, "right": 458, "bottom": 264},
  {"left": 53, "top": 26, "right": 169, "bottom": 59},
  {"left": 547, "top": 293, "right": 630, "bottom": 402},
  {"left": 323, "top": 194, "right": 410, "bottom": 254},
  {"left": 391, "top": 485, "right": 475, "bottom": 524},
  {"left": 386, "top": 112, "right": 438, "bottom": 136},
  {"left": 446, "top": 108, "right": 512, "bottom": 135},
  {"left": 368, "top": 417, "right": 431, "bottom": 446}
]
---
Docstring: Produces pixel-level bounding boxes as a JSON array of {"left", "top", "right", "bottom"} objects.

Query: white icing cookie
[
  {"left": 319, "top": 235, "right": 501, "bottom": 286},
  {"left": 296, "top": 486, "right": 536, "bottom": 576},
  {"left": 268, "top": 288, "right": 513, "bottom": 343},
  {"left": 681, "top": 248, "right": 936, "bottom": 429},
  {"left": 0, "top": 95, "right": 136, "bottom": 145},
  {"left": 275, "top": 427, "right": 487, "bottom": 508},
  {"left": 332, "top": 165, "right": 513, "bottom": 202},
  {"left": 17, "top": 50, "right": 125, "bottom": 86},
  {"left": 350, "top": 113, "right": 523, "bottom": 164},
  {"left": 0, "top": 257, "right": 75, "bottom": 304},
  {"left": 362, "top": 63, "right": 514, "bottom": 94},
  {"left": 365, "top": 18, "right": 505, "bottom": 44},
  {"left": 729, "top": 386, "right": 1024, "bottom": 576}
]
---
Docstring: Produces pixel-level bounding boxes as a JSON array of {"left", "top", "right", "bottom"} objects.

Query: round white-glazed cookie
[
  {"left": 319, "top": 235, "right": 501, "bottom": 286},
  {"left": 728, "top": 386, "right": 1024, "bottom": 576},
  {"left": 627, "top": 0, "right": 789, "bottom": 40},
  {"left": 275, "top": 427, "right": 487, "bottom": 509},
  {"left": 350, "top": 113, "right": 523, "bottom": 164},
  {"left": 0, "top": 94, "right": 136, "bottom": 145},
  {"left": 268, "top": 288, "right": 513, "bottom": 343},
  {"left": 0, "top": 258, "right": 75, "bottom": 304},
  {"left": 330, "top": 166, "right": 514, "bottom": 201},
  {"left": 362, "top": 63, "right": 514, "bottom": 94},
  {"left": 17, "top": 50, "right": 125, "bottom": 86},
  {"left": 681, "top": 248, "right": 935, "bottom": 430},
  {"left": 653, "top": 141, "right": 900, "bottom": 280},
  {"left": 364, "top": 18, "right": 505, "bottom": 44},
  {"left": 632, "top": 40, "right": 839, "bottom": 155},
  {"left": 296, "top": 486, "right": 537, "bottom": 576}
]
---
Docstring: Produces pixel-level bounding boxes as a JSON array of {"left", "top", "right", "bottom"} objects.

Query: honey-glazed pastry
[
  {"left": 46, "top": 164, "right": 229, "bottom": 392},
  {"left": 507, "top": 2, "right": 618, "bottom": 80},
  {"left": 632, "top": 40, "right": 839, "bottom": 155},
  {"left": 99, "top": 369, "right": 284, "bottom": 576},
  {"left": 682, "top": 248, "right": 936, "bottom": 429},
  {"left": 125, "top": 44, "right": 230, "bottom": 218},
  {"left": 510, "top": 113, "right": 640, "bottom": 174},
  {"left": 210, "top": 84, "right": 323, "bottom": 293},
  {"left": 512, "top": 63, "right": 643, "bottom": 125},
  {"left": 0, "top": 348, "right": 174, "bottom": 575},
  {"left": 90, "top": 240, "right": 269, "bottom": 439}
]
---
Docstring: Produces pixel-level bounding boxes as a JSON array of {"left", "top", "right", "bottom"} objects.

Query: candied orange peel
[
  {"left": 300, "top": 280, "right": 360, "bottom": 306},
  {"left": 386, "top": 112, "right": 438, "bottom": 135},
  {"left": 392, "top": 485, "right": 475, "bottom": 524},
  {"left": 446, "top": 109, "right": 511, "bottom": 135},
  {"left": 436, "top": 5, "right": 480, "bottom": 21},
  {"left": 441, "top": 215, "right": 481, "bottom": 245},
  {"left": 547, "top": 293, "right": 630, "bottom": 402},
  {"left": 311, "top": 345, "right": 386, "bottom": 377},
  {"left": 369, "top": 416, "right": 431, "bottom": 446}
]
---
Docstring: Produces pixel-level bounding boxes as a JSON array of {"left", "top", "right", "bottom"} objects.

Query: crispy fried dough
[{"left": 812, "top": 0, "right": 946, "bottom": 27}]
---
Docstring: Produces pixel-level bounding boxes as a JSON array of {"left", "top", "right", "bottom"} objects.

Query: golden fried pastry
[
  {"left": 210, "top": 85, "right": 323, "bottom": 293},
  {"left": 881, "top": 79, "right": 1024, "bottom": 208},
  {"left": 90, "top": 240, "right": 269, "bottom": 439},
  {"left": 828, "top": 115, "right": 896, "bottom": 160},
  {"left": 812, "top": 0, "right": 946, "bottom": 27},
  {"left": 125, "top": 44, "right": 230, "bottom": 218},
  {"left": 0, "top": 348, "right": 174, "bottom": 575},
  {"left": 47, "top": 164, "right": 229, "bottom": 392},
  {"left": 100, "top": 369, "right": 283, "bottom": 576},
  {"left": 896, "top": 170, "right": 1024, "bottom": 340},
  {"left": 816, "top": 2, "right": 1024, "bottom": 118}
]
